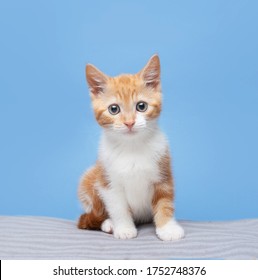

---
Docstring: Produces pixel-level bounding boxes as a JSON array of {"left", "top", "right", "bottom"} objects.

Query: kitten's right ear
[
  {"left": 86, "top": 64, "right": 108, "bottom": 95},
  {"left": 139, "top": 54, "right": 160, "bottom": 89}
]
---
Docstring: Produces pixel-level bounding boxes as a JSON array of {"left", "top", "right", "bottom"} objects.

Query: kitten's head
[{"left": 85, "top": 55, "right": 162, "bottom": 137}]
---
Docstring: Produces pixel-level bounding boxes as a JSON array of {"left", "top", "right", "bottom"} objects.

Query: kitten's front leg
[
  {"left": 98, "top": 185, "right": 137, "bottom": 239},
  {"left": 152, "top": 183, "right": 185, "bottom": 241}
]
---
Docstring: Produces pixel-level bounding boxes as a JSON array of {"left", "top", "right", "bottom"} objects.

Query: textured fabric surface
[{"left": 0, "top": 216, "right": 257, "bottom": 259}]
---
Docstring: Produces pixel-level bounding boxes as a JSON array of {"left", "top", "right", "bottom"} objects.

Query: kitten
[{"left": 77, "top": 55, "right": 185, "bottom": 241}]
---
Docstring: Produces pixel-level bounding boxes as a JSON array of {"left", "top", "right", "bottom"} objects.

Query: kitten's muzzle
[{"left": 124, "top": 121, "right": 135, "bottom": 131}]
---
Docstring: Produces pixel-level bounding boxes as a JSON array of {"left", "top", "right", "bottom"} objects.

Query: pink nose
[{"left": 124, "top": 121, "right": 135, "bottom": 130}]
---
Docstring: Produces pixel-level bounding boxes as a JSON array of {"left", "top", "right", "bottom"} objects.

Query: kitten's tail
[{"left": 77, "top": 210, "right": 107, "bottom": 230}]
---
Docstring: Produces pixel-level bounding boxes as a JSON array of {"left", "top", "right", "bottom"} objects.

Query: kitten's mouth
[
  {"left": 125, "top": 129, "right": 137, "bottom": 135},
  {"left": 127, "top": 130, "right": 136, "bottom": 135}
]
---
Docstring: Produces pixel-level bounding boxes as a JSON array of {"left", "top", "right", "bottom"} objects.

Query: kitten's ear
[
  {"left": 140, "top": 54, "right": 160, "bottom": 89},
  {"left": 86, "top": 64, "right": 108, "bottom": 95}
]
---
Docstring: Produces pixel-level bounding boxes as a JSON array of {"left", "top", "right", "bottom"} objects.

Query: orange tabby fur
[
  {"left": 78, "top": 155, "right": 175, "bottom": 229},
  {"left": 77, "top": 55, "right": 183, "bottom": 241}
]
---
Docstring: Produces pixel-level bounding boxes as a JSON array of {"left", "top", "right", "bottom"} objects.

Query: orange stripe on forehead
[
  {"left": 110, "top": 74, "right": 139, "bottom": 91},
  {"left": 117, "top": 75, "right": 132, "bottom": 84},
  {"left": 109, "top": 82, "right": 139, "bottom": 106}
]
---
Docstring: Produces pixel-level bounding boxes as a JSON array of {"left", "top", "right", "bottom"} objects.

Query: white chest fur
[{"left": 98, "top": 129, "right": 168, "bottom": 222}]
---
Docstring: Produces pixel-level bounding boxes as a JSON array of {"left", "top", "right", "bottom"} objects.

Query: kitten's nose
[{"left": 124, "top": 121, "right": 135, "bottom": 130}]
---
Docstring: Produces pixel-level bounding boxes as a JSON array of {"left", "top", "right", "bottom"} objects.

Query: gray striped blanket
[{"left": 0, "top": 216, "right": 257, "bottom": 259}]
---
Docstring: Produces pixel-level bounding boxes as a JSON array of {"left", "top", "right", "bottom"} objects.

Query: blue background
[{"left": 0, "top": 0, "right": 257, "bottom": 221}]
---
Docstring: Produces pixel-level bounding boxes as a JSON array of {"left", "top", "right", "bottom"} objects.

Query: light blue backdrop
[{"left": 0, "top": 0, "right": 257, "bottom": 221}]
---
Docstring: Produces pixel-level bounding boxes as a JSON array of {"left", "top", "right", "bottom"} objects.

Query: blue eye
[
  {"left": 136, "top": 101, "right": 148, "bottom": 112},
  {"left": 108, "top": 104, "right": 120, "bottom": 115}
]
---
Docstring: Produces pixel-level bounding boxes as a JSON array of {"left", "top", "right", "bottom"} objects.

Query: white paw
[
  {"left": 101, "top": 219, "right": 113, "bottom": 234},
  {"left": 156, "top": 219, "right": 185, "bottom": 241},
  {"left": 113, "top": 225, "right": 137, "bottom": 239}
]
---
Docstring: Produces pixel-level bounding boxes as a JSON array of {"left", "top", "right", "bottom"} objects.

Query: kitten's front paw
[
  {"left": 156, "top": 219, "right": 185, "bottom": 241},
  {"left": 113, "top": 226, "right": 137, "bottom": 239}
]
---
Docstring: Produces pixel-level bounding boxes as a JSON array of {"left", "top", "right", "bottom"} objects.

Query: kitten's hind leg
[
  {"left": 79, "top": 191, "right": 93, "bottom": 214},
  {"left": 77, "top": 165, "right": 108, "bottom": 230},
  {"left": 77, "top": 211, "right": 107, "bottom": 230}
]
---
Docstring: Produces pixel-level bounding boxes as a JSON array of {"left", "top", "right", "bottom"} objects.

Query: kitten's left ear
[{"left": 139, "top": 54, "right": 160, "bottom": 89}]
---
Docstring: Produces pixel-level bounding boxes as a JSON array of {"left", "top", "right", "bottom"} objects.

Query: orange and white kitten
[{"left": 78, "top": 55, "right": 184, "bottom": 241}]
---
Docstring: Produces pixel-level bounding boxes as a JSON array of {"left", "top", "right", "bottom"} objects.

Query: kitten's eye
[
  {"left": 108, "top": 104, "right": 120, "bottom": 115},
  {"left": 136, "top": 101, "right": 148, "bottom": 112}
]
